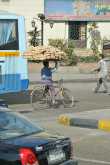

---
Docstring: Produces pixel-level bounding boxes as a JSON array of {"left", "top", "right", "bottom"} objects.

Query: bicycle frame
[{"left": 31, "top": 79, "right": 74, "bottom": 109}]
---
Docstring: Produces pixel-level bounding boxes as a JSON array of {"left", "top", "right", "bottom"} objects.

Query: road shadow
[
  {"left": 0, "top": 89, "right": 79, "bottom": 107},
  {"left": 0, "top": 90, "right": 32, "bottom": 105}
]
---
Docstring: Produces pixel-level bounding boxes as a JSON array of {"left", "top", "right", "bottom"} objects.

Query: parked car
[
  {"left": 0, "top": 99, "right": 8, "bottom": 108},
  {"left": 0, "top": 107, "right": 78, "bottom": 165}
]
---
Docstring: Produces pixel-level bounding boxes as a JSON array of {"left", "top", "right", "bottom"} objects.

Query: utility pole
[{"left": 38, "top": 13, "right": 45, "bottom": 46}]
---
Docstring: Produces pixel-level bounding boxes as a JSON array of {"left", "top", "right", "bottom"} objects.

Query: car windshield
[{"left": 0, "top": 111, "right": 43, "bottom": 140}]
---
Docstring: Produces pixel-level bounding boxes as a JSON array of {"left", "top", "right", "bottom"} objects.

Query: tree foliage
[{"left": 28, "top": 28, "right": 40, "bottom": 47}]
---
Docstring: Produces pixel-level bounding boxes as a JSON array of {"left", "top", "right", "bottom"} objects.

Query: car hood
[{"left": 5, "top": 131, "right": 64, "bottom": 148}]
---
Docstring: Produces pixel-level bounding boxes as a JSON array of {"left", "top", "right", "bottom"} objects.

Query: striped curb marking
[
  {"left": 98, "top": 120, "right": 110, "bottom": 131},
  {"left": 58, "top": 115, "right": 110, "bottom": 131},
  {"left": 58, "top": 115, "right": 70, "bottom": 126}
]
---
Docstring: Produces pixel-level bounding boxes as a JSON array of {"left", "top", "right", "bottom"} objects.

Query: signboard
[{"left": 44, "top": 0, "right": 110, "bottom": 21}]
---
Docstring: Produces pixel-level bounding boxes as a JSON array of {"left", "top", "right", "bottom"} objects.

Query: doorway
[{"left": 68, "top": 21, "right": 87, "bottom": 48}]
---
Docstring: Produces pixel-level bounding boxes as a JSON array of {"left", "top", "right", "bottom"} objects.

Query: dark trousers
[{"left": 95, "top": 76, "right": 108, "bottom": 92}]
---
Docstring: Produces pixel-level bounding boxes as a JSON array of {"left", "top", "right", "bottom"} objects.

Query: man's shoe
[
  {"left": 52, "top": 99, "right": 56, "bottom": 105},
  {"left": 92, "top": 88, "right": 98, "bottom": 93}
]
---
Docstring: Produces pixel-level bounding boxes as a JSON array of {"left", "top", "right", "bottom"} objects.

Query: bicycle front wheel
[
  {"left": 30, "top": 86, "right": 51, "bottom": 110},
  {"left": 62, "top": 88, "right": 75, "bottom": 108}
]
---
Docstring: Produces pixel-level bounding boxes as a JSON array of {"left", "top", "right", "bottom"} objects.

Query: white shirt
[{"left": 98, "top": 59, "right": 108, "bottom": 78}]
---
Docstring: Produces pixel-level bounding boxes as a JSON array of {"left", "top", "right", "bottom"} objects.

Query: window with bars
[
  {"left": 69, "top": 21, "right": 87, "bottom": 40},
  {"left": 68, "top": 21, "right": 87, "bottom": 47}
]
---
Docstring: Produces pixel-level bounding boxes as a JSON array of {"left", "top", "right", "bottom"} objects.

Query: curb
[{"left": 58, "top": 115, "right": 110, "bottom": 132}]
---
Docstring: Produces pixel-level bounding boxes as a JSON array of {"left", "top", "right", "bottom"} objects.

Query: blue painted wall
[{"left": 0, "top": 74, "right": 29, "bottom": 94}]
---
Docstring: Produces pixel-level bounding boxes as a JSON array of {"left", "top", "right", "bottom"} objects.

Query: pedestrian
[
  {"left": 89, "top": 23, "right": 102, "bottom": 55},
  {"left": 93, "top": 53, "right": 108, "bottom": 93}
]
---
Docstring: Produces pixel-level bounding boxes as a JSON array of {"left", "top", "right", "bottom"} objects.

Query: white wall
[
  {"left": 87, "top": 22, "right": 110, "bottom": 49},
  {"left": 0, "top": 0, "right": 69, "bottom": 46},
  {"left": 1, "top": 0, "right": 110, "bottom": 48},
  {"left": 98, "top": 22, "right": 110, "bottom": 40},
  {"left": 44, "top": 22, "right": 68, "bottom": 45}
]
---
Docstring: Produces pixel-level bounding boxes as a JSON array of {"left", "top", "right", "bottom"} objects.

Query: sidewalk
[
  {"left": 58, "top": 109, "right": 110, "bottom": 132},
  {"left": 28, "top": 62, "right": 98, "bottom": 84},
  {"left": 29, "top": 73, "right": 97, "bottom": 84}
]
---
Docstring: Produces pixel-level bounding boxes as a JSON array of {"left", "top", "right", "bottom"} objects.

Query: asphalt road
[
  {"left": 8, "top": 82, "right": 110, "bottom": 165},
  {"left": 23, "top": 112, "right": 110, "bottom": 165},
  {"left": 2, "top": 82, "right": 110, "bottom": 111}
]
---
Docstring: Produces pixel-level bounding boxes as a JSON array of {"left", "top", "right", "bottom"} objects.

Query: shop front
[{"left": 44, "top": 0, "right": 110, "bottom": 48}]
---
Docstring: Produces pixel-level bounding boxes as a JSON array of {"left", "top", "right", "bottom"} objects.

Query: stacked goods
[{"left": 23, "top": 46, "right": 66, "bottom": 61}]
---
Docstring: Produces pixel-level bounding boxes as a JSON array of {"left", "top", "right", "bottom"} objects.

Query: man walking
[{"left": 93, "top": 54, "right": 108, "bottom": 93}]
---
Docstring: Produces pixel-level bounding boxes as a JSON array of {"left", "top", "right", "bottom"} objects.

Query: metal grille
[{"left": 68, "top": 21, "right": 87, "bottom": 48}]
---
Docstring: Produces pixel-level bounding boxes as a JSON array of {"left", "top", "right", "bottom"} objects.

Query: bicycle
[{"left": 30, "top": 79, "right": 75, "bottom": 110}]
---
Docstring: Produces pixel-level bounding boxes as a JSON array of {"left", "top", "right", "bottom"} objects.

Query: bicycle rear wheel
[
  {"left": 62, "top": 88, "right": 75, "bottom": 108},
  {"left": 30, "top": 86, "right": 51, "bottom": 110}
]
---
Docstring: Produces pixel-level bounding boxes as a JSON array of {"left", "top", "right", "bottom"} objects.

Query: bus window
[{"left": 0, "top": 20, "right": 19, "bottom": 50}]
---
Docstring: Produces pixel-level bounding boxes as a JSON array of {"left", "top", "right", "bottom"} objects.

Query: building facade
[
  {"left": 44, "top": 0, "right": 110, "bottom": 49},
  {"left": 0, "top": 0, "right": 110, "bottom": 48},
  {"left": 0, "top": 0, "right": 44, "bottom": 46}
]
